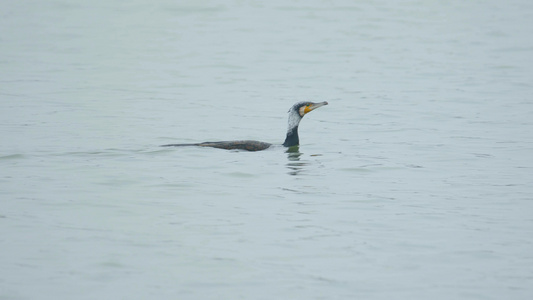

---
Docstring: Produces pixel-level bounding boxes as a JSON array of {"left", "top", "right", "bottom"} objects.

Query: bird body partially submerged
[
  {"left": 173, "top": 140, "right": 272, "bottom": 151},
  {"left": 162, "top": 101, "right": 327, "bottom": 151}
]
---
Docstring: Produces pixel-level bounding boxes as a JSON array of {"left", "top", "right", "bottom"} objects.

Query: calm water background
[{"left": 1, "top": 0, "right": 533, "bottom": 299}]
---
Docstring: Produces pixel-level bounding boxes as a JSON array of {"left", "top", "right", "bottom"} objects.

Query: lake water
[{"left": 1, "top": 1, "right": 533, "bottom": 299}]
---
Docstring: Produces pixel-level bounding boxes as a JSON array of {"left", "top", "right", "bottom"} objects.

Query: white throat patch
[{"left": 287, "top": 109, "right": 302, "bottom": 131}]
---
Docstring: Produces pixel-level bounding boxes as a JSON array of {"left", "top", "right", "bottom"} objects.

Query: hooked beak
[{"left": 304, "top": 101, "right": 328, "bottom": 114}]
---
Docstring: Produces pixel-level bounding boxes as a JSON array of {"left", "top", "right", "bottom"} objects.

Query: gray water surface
[{"left": 1, "top": 1, "right": 533, "bottom": 299}]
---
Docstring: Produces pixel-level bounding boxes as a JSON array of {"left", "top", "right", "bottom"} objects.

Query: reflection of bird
[{"left": 162, "top": 101, "right": 328, "bottom": 151}]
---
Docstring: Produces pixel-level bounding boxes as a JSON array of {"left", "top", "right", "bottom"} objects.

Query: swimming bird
[{"left": 161, "top": 101, "right": 328, "bottom": 151}]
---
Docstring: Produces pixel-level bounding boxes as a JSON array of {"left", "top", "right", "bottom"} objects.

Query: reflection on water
[{"left": 286, "top": 146, "right": 307, "bottom": 176}]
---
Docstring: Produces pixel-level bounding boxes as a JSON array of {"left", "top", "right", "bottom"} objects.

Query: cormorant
[{"left": 161, "top": 101, "right": 328, "bottom": 151}]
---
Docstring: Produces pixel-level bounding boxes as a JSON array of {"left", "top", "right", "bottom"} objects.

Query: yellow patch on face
[{"left": 303, "top": 105, "right": 312, "bottom": 114}]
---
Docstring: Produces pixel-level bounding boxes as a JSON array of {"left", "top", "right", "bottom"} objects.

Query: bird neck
[
  {"left": 283, "top": 126, "right": 299, "bottom": 147},
  {"left": 283, "top": 112, "right": 302, "bottom": 147}
]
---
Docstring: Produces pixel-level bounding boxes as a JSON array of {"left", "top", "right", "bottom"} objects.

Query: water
[{"left": 1, "top": 1, "right": 533, "bottom": 299}]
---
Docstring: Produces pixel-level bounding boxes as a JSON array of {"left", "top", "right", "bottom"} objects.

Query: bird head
[
  {"left": 286, "top": 101, "right": 328, "bottom": 132},
  {"left": 290, "top": 101, "right": 329, "bottom": 118}
]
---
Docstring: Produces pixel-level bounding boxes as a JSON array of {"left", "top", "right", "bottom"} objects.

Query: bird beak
[{"left": 304, "top": 101, "right": 328, "bottom": 114}]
